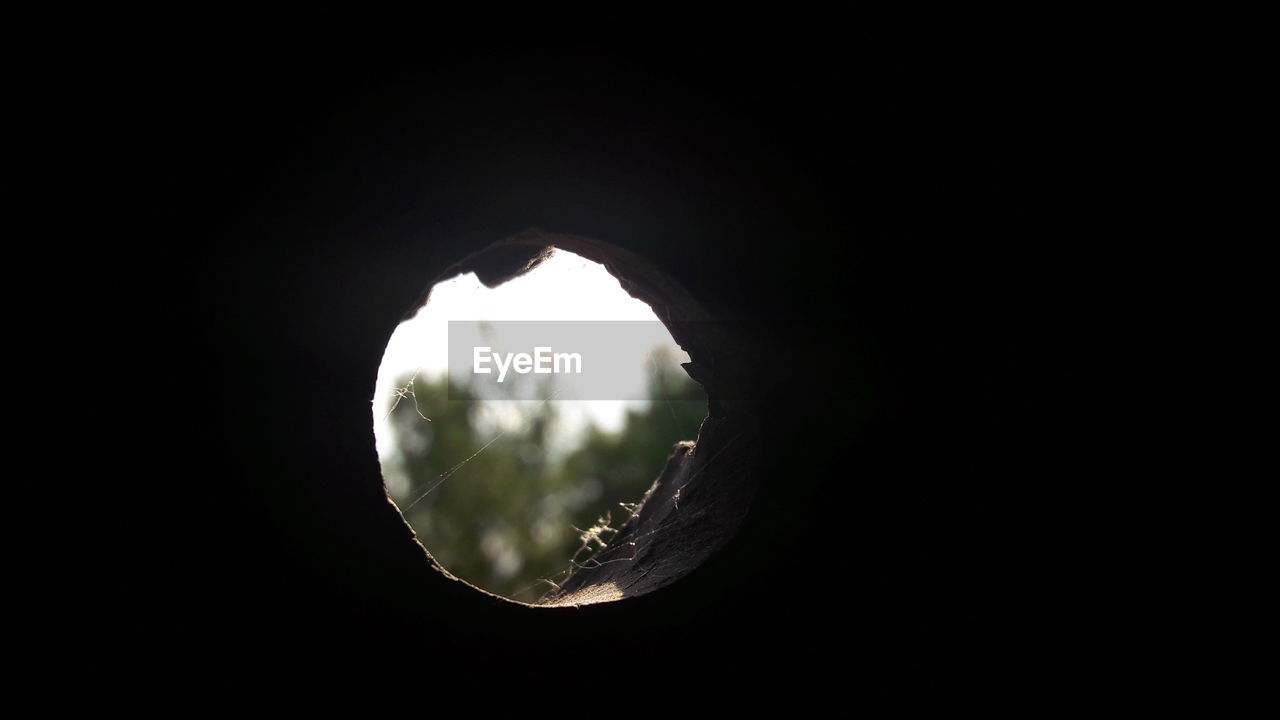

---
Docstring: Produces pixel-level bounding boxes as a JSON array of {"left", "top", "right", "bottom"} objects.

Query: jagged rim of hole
[{"left": 384, "top": 230, "right": 760, "bottom": 609}]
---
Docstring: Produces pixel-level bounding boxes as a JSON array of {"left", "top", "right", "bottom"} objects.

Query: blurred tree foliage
[{"left": 382, "top": 354, "right": 706, "bottom": 601}]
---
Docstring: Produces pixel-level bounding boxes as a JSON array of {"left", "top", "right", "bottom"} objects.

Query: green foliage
[{"left": 383, "top": 362, "right": 706, "bottom": 601}]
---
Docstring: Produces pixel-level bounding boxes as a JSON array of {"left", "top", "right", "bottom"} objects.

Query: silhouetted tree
[{"left": 384, "top": 356, "right": 706, "bottom": 600}]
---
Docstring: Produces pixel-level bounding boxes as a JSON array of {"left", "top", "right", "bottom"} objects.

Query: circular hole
[{"left": 375, "top": 240, "right": 726, "bottom": 604}]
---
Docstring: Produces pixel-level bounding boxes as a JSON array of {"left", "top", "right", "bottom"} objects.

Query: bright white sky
[{"left": 372, "top": 249, "right": 689, "bottom": 462}]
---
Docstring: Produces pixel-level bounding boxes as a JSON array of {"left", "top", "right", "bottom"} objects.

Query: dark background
[{"left": 19, "top": 9, "right": 1099, "bottom": 713}]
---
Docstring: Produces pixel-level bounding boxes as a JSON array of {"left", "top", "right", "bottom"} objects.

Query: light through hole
[{"left": 374, "top": 248, "right": 708, "bottom": 602}]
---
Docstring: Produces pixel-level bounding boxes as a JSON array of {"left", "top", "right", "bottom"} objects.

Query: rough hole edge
[{"left": 384, "top": 230, "right": 762, "bottom": 608}]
